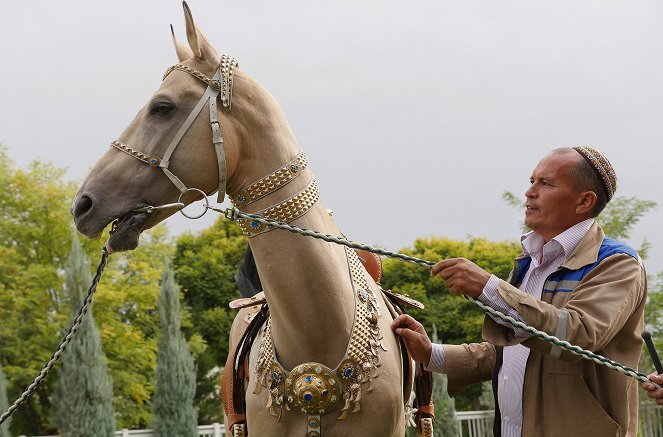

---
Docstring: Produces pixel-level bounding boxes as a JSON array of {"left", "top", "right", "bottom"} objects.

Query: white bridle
[{"left": 111, "top": 54, "right": 238, "bottom": 203}]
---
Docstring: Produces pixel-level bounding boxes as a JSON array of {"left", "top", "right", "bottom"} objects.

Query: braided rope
[
  {"left": 0, "top": 248, "right": 111, "bottom": 426},
  {"left": 215, "top": 206, "right": 660, "bottom": 387},
  {"left": 1, "top": 202, "right": 657, "bottom": 426}
]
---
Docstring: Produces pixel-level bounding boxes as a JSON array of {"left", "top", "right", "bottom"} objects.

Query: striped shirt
[{"left": 427, "top": 218, "right": 594, "bottom": 437}]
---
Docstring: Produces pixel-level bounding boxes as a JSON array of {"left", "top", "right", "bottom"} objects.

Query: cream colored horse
[{"left": 73, "top": 3, "right": 407, "bottom": 436}]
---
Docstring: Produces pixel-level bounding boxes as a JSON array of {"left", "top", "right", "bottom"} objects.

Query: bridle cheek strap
[{"left": 159, "top": 68, "right": 227, "bottom": 202}]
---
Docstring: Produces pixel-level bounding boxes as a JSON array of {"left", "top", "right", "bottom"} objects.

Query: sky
[{"left": 1, "top": 0, "right": 662, "bottom": 274}]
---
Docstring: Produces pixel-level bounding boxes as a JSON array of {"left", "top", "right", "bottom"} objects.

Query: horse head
[{"left": 72, "top": 2, "right": 298, "bottom": 252}]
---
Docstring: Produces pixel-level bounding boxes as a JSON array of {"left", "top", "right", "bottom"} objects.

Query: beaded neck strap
[
  {"left": 230, "top": 150, "right": 308, "bottom": 208},
  {"left": 236, "top": 176, "right": 319, "bottom": 237}
]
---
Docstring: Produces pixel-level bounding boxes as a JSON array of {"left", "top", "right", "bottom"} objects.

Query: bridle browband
[{"left": 111, "top": 54, "right": 238, "bottom": 203}]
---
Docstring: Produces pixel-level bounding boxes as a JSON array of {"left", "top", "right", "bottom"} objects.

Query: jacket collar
[
  {"left": 560, "top": 221, "right": 604, "bottom": 270},
  {"left": 515, "top": 221, "right": 604, "bottom": 271}
]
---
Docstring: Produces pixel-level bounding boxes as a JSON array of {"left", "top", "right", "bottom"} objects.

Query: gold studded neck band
[
  {"left": 230, "top": 150, "right": 308, "bottom": 208},
  {"left": 237, "top": 177, "right": 320, "bottom": 236}
]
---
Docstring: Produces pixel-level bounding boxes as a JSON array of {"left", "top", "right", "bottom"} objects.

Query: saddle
[{"left": 220, "top": 249, "right": 435, "bottom": 436}]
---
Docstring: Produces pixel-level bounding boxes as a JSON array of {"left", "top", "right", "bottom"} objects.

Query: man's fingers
[
  {"left": 394, "top": 327, "right": 422, "bottom": 343},
  {"left": 431, "top": 258, "right": 459, "bottom": 276},
  {"left": 391, "top": 314, "right": 424, "bottom": 333},
  {"left": 650, "top": 373, "right": 663, "bottom": 384}
]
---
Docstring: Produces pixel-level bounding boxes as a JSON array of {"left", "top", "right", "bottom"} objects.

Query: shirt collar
[{"left": 520, "top": 218, "right": 595, "bottom": 264}]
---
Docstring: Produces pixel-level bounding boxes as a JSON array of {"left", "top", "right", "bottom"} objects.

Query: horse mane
[{"left": 234, "top": 244, "right": 262, "bottom": 298}]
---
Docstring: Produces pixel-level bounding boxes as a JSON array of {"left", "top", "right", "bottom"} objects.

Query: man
[{"left": 392, "top": 147, "right": 647, "bottom": 436}]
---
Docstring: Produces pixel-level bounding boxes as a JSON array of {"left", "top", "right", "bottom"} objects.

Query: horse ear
[
  {"left": 182, "top": 1, "right": 218, "bottom": 62},
  {"left": 170, "top": 24, "right": 193, "bottom": 62}
]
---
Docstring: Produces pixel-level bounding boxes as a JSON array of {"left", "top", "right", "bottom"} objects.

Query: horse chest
[{"left": 249, "top": 247, "right": 389, "bottom": 436}]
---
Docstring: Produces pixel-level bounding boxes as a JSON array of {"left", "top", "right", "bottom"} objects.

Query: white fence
[
  {"left": 18, "top": 424, "right": 227, "bottom": 437},
  {"left": 455, "top": 410, "right": 493, "bottom": 437},
  {"left": 454, "top": 404, "right": 663, "bottom": 437},
  {"left": 18, "top": 405, "right": 663, "bottom": 437}
]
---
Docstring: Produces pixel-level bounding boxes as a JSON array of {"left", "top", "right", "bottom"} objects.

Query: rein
[
  {"left": 2, "top": 58, "right": 660, "bottom": 429},
  {"left": 1, "top": 191, "right": 660, "bottom": 427}
]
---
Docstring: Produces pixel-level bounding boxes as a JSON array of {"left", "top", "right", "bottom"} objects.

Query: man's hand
[
  {"left": 641, "top": 373, "right": 663, "bottom": 406},
  {"left": 391, "top": 314, "right": 432, "bottom": 365},
  {"left": 431, "top": 257, "right": 491, "bottom": 298}
]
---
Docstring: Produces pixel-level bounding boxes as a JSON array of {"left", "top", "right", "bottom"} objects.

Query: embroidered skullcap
[{"left": 572, "top": 146, "right": 617, "bottom": 201}]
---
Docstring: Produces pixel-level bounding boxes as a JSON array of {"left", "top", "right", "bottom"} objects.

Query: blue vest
[{"left": 511, "top": 237, "right": 638, "bottom": 294}]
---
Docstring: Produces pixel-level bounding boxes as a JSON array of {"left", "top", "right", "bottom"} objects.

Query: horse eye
[{"left": 150, "top": 101, "right": 174, "bottom": 117}]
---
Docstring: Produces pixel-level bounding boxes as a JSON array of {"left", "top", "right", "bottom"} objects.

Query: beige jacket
[{"left": 444, "top": 222, "right": 647, "bottom": 437}]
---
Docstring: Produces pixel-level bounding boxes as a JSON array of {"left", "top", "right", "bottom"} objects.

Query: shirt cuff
[
  {"left": 477, "top": 274, "right": 511, "bottom": 314},
  {"left": 425, "top": 343, "right": 447, "bottom": 374},
  {"left": 477, "top": 275, "right": 530, "bottom": 337}
]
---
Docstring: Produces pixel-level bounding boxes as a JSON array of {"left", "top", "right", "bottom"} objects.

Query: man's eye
[{"left": 150, "top": 102, "right": 174, "bottom": 117}]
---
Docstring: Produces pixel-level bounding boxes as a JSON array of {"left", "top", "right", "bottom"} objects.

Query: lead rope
[
  {"left": 0, "top": 246, "right": 111, "bottom": 426},
  {"left": 1, "top": 201, "right": 659, "bottom": 427},
  {"left": 210, "top": 205, "right": 660, "bottom": 387}
]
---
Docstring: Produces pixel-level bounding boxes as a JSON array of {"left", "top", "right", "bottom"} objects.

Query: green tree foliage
[
  {"left": 153, "top": 267, "right": 197, "bottom": 436},
  {"left": 0, "top": 363, "right": 11, "bottom": 437},
  {"left": 52, "top": 234, "right": 116, "bottom": 437},
  {"left": 0, "top": 145, "right": 171, "bottom": 432},
  {"left": 93, "top": 227, "right": 173, "bottom": 428},
  {"left": 381, "top": 236, "right": 521, "bottom": 409},
  {"left": 0, "top": 144, "right": 91, "bottom": 435},
  {"left": 643, "top": 273, "right": 663, "bottom": 373},
  {"left": 173, "top": 218, "right": 248, "bottom": 423}
]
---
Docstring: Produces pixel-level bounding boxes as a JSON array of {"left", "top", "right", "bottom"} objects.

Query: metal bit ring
[{"left": 178, "top": 188, "right": 210, "bottom": 219}]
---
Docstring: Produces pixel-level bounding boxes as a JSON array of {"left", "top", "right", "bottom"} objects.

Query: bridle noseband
[{"left": 111, "top": 54, "right": 238, "bottom": 203}]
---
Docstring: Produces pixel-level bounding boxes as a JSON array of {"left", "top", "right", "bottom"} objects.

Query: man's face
[{"left": 524, "top": 152, "right": 585, "bottom": 241}]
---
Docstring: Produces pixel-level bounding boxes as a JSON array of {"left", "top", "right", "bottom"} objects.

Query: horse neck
[
  {"left": 227, "top": 79, "right": 357, "bottom": 369},
  {"left": 244, "top": 172, "right": 356, "bottom": 370}
]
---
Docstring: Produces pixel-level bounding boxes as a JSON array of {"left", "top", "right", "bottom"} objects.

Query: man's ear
[{"left": 576, "top": 191, "right": 598, "bottom": 215}]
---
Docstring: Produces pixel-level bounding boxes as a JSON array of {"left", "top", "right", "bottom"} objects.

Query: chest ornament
[{"left": 253, "top": 246, "right": 385, "bottom": 435}]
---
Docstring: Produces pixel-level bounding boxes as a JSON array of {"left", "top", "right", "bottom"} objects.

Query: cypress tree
[
  {"left": 51, "top": 233, "right": 116, "bottom": 437},
  {"left": 153, "top": 267, "right": 197, "bottom": 436},
  {"left": 0, "top": 362, "right": 11, "bottom": 437}
]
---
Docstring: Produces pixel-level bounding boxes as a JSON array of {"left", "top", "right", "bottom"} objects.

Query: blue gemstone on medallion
[
  {"left": 303, "top": 392, "right": 313, "bottom": 402},
  {"left": 273, "top": 371, "right": 280, "bottom": 381},
  {"left": 322, "top": 389, "right": 328, "bottom": 396},
  {"left": 344, "top": 368, "right": 353, "bottom": 378},
  {"left": 305, "top": 375, "right": 312, "bottom": 383}
]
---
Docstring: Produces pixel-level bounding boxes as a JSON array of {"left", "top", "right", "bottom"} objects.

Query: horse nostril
[{"left": 74, "top": 195, "right": 94, "bottom": 218}]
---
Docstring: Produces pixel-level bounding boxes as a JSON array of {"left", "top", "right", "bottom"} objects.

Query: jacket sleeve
[
  {"left": 482, "top": 253, "right": 646, "bottom": 361},
  {"left": 443, "top": 342, "right": 496, "bottom": 396}
]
